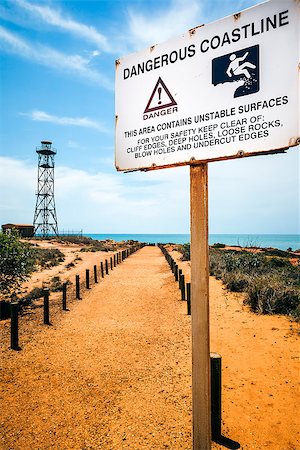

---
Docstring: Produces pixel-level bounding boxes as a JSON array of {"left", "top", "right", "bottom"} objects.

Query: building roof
[{"left": 2, "top": 223, "right": 34, "bottom": 228}]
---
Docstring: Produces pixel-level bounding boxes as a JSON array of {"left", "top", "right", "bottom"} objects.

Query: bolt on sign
[{"left": 115, "top": 0, "right": 299, "bottom": 171}]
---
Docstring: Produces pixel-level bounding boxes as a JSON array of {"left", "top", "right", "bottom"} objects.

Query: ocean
[{"left": 84, "top": 234, "right": 300, "bottom": 251}]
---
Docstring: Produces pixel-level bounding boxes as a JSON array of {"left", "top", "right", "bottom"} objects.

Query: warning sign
[
  {"left": 115, "top": 0, "right": 299, "bottom": 171},
  {"left": 144, "top": 77, "right": 177, "bottom": 113}
]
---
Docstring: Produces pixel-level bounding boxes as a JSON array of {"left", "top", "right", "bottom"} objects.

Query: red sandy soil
[{"left": 0, "top": 245, "right": 299, "bottom": 449}]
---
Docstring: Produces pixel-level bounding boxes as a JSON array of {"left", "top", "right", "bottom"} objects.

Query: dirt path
[{"left": 0, "top": 246, "right": 299, "bottom": 449}]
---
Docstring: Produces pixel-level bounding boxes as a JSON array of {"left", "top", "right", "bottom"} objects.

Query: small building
[{"left": 2, "top": 224, "right": 35, "bottom": 238}]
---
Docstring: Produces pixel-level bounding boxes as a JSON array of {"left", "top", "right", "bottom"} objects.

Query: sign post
[
  {"left": 190, "top": 163, "right": 210, "bottom": 449},
  {"left": 115, "top": 1, "right": 299, "bottom": 448}
]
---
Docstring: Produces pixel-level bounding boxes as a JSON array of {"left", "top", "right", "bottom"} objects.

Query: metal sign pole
[{"left": 190, "top": 163, "right": 211, "bottom": 449}]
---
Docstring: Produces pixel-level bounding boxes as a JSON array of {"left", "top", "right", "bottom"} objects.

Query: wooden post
[
  {"left": 43, "top": 289, "right": 50, "bottom": 325},
  {"left": 10, "top": 302, "right": 19, "bottom": 350},
  {"left": 101, "top": 261, "right": 104, "bottom": 278},
  {"left": 110, "top": 257, "right": 113, "bottom": 270},
  {"left": 62, "top": 282, "right": 67, "bottom": 310},
  {"left": 187, "top": 282, "right": 191, "bottom": 315},
  {"left": 178, "top": 269, "right": 182, "bottom": 287},
  {"left": 0, "top": 300, "right": 9, "bottom": 320},
  {"left": 86, "top": 269, "right": 90, "bottom": 289},
  {"left": 180, "top": 274, "right": 186, "bottom": 301},
  {"left": 211, "top": 353, "right": 222, "bottom": 441},
  {"left": 105, "top": 259, "right": 109, "bottom": 275},
  {"left": 76, "top": 275, "right": 80, "bottom": 299},
  {"left": 94, "top": 265, "right": 98, "bottom": 283},
  {"left": 190, "top": 163, "right": 210, "bottom": 449},
  {"left": 175, "top": 264, "right": 179, "bottom": 281}
]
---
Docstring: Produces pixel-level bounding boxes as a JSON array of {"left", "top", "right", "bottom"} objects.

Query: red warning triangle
[{"left": 144, "top": 77, "right": 177, "bottom": 113}]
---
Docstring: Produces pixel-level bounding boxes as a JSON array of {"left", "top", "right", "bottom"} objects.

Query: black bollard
[
  {"left": 110, "top": 257, "right": 113, "bottom": 270},
  {"left": 187, "top": 283, "right": 191, "bottom": 315},
  {"left": 180, "top": 274, "right": 186, "bottom": 300},
  {"left": 211, "top": 353, "right": 222, "bottom": 441},
  {"left": 76, "top": 275, "right": 80, "bottom": 299},
  {"left": 94, "top": 265, "right": 98, "bottom": 283},
  {"left": 10, "top": 302, "right": 19, "bottom": 350},
  {"left": 171, "top": 259, "right": 175, "bottom": 274},
  {"left": 113, "top": 254, "right": 116, "bottom": 267},
  {"left": 62, "top": 282, "right": 67, "bottom": 311},
  {"left": 101, "top": 261, "right": 104, "bottom": 278},
  {"left": 175, "top": 264, "right": 179, "bottom": 282},
  {"left": 178, "top": 269, "right": 183, "bottom": 288},
  {"left": 86, "top": 269, "right": 90, "bottom": 289},
  {"left": 0, "top": 300, "right": 10, "bottom": 320},
  {"left": 43, "top": 289, "right": 50, "bottom": 325},
  {"left": 105, "top": 259, "right": 109, "bottom": 275}
]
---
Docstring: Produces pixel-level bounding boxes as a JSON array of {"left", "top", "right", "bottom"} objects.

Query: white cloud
[
  {"left": 67, "top": 140, "right": 87, "bottom": 150},
  {"left": 0, "top": 25, "right": 30, "bottom": 52},
  {"left": 0, "top": 157, "right": 190, "bottom": 233},
  {"left": 127, "top": 0, "right": 202, "bottom": 49},
  {"left": 20, "top": 110, "right": 109, "bottom": 133},
  {"left": 0, "top": 153, "right": 298, "bottom": 234},
  {"left": 13, "top": 0, "right": 111, "bottom": 52},
  {"left": 0, "top": 157, "right": 36, "bottom": 224},
  {"left": 208, "top": 150, "right": 300, "bottom": 234},
  {"left": 0, "top": 26, "right": 113, "bottom": 90},
  {"left": 54, "top": 164, "right": 189, "bottom": 232}
]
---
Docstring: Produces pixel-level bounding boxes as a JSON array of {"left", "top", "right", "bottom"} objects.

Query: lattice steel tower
[{"left": 33, "top": 140, "right": 58, "bottom": 237}]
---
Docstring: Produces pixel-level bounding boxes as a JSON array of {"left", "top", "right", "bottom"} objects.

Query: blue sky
[{"left": 0, "top": 0, "right": 299, "bottom": 234}]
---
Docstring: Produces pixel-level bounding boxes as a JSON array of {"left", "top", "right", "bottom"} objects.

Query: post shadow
[
  {"left": 211, "top": 352, "right": 241, "bottom": 449},
  {"left": 213, "top": 435, "right": 240, "bottom": 449}
]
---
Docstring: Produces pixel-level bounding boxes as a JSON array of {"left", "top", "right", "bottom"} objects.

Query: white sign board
[{"left": 115, "top": 0, "right": 299, "bottom": 171}]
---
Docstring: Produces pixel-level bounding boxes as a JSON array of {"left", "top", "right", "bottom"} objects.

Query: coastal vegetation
[
  {"left": 0, "top": 231, "right": 65, "bottom": 295},
  {"left": 35, "top": 235, "right": 139, "bottom": 252},
  {"left": 30, "top": 247, "right": 65, "bottom": 269},
  {"left": 176, "top": 243, "right": 300, "bottom": 321},
  {"left": 0, "top": 231, "right": 34, "bottom": 293}
]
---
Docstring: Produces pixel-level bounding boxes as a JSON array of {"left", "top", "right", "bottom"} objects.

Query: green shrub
[
  {"left": 65, "top": 262, "right": 75, "bottom": 269},
  {"left": 50, "top": 276, "right": 63, "bottom": 292},
  {"left": 58, "top": 236, "right": 95, "bottom": 245},
  {"left": 31, "top": 247, "right": 65, "bottom": 268},
  {"left": 179, "top": 243, "right": 190, "bottom": 261},
  {"left": 21, "top": 287, "right": 45, "bottom": 305},
  {"left": 212, "top": 242, "right": 226, "bottom": 248},
  {"left": 0, "top": 231, "right": 35, "bottom": 292},
  {"left": 223, "top": 271, "right": 250, "bottom": 292},
  {"left": 210, "top": 248, "right": 299, "bottom": 320},
  {"left": 263, "top": 248, "right": 291, "bottom": 258},
  {"left": 165, "top": 243, "right": 300, "bottom": 320},
  {"left": 246, "top": 275, "right": 299, "bottom": 316}
]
